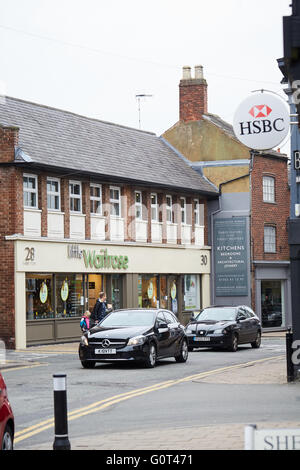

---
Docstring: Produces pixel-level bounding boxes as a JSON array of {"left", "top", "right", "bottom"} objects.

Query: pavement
[{"left": 2, "top": 332, "right": 300, "bottom": 451}]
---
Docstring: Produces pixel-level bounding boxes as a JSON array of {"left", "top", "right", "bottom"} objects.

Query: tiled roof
[{"left": 0, "top": 96, "right": 218, "bottom": 195}]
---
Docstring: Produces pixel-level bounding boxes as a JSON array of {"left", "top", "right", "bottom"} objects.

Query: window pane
[
  {"left": 136, "top": 192, "right": 141, "bottom": 204},
  {"left": 263, "top": 176, "right": 275, "bottom": 202},
  {"left": 264, "top": 226, "right": 276, "bottom": 252}
]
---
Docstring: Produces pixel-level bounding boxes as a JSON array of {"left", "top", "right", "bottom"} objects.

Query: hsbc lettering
[{"left": 239, "top": 118, "right": 285, "bottom": 136}]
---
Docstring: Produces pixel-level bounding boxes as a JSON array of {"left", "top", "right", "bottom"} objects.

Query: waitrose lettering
[{"left": 83, "top": 249, "right": 129, "bottom": 270}]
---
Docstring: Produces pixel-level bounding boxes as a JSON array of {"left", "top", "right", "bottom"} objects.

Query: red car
[{"left": 0, "top": 372, "right": 14, "bottom": 450}]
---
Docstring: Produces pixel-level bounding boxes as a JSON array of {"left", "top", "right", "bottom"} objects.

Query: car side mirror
[
  {"left": 157, "top": 322, "right": 169, "bottom": 333},
  {"left": 237, "top": 314, "right": 246, "bottom": 322}
]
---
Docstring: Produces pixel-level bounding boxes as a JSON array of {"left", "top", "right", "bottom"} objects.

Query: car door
[
  {"left": 236, "top": 308, "right": 251, "bottom": 343},
  {"left": 245, "top": 306, "right": 260, "bottom": 342},
  {"left": 155, "top": 311, "right": 171, "bottom": 358},
  {"left": 163, "top": 311, "right": 181, "bottom": 356}
]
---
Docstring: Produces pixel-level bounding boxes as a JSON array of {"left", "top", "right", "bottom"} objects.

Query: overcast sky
[{"left": 0, "top": 0, "right": 293, "bottom": 153}]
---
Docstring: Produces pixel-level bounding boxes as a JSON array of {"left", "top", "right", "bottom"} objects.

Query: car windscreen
[
  {"left": 195, "top": 308, "right": 237, "bottom": 321},
  {"left": 99, "top": 310, "right": 156, "bottom": 327}
]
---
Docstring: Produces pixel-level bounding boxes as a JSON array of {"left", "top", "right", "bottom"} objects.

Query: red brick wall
[
  {"left": 0, "top": 166, "right": 23, "bottom": 348},
  {"left": 251, "top": 153, "right": 290, "bottom": 308},
  {"left": 251, "top": 154, "right": 290, "bottom": 261},
  {"left": 179, "top": 79, "right": 208, "bottom": 122}
]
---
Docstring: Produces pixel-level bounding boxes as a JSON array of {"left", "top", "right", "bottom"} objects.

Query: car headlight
[
  {"left": 81, "top": 335, "right": 89, "bottom": 346},
  {"left": 127, "top": 335, "right": 146, "bottom": 346},
  {"left": 214, "top": 328, "right": 224, "bottom": 335}
]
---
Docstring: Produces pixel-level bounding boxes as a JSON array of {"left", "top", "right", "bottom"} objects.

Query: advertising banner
[{"left": 214, "top": 217, "right": 248, "bottom": 297}]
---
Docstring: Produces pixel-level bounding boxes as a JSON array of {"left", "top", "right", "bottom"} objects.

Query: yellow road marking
[
  {"left": 14, "top": 354, "right": 285, "bottom": 444},
  {"left": 1, "top": 363, "right": 46, "bottom": 373}
]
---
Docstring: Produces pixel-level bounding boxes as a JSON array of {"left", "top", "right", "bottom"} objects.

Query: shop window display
[{"left": 26, "top": 274, "right": 53, "bottom": 320}]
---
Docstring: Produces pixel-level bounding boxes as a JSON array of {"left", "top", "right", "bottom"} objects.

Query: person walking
[
  {"left": 80, "top": 310, "right": 91, "bottom": 332},
  {"left": 90, "top": 292, "right": 112, "bottom": 326}
]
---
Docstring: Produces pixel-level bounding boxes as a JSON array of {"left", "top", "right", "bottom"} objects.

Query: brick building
[
  {"left": 0, "top": 96, "right": 218, "bottom": 348},
  {"left": 163, "top": 65, "right": 291, "bottom": 331}
]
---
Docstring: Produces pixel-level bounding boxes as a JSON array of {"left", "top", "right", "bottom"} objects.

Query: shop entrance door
[{"left": 261, "top": 280, "right": 285, "bottom": 328}]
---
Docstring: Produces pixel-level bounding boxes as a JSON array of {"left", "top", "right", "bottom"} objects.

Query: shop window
[
  {"left": 23, "top": 174, "right": 38, "bottom": 209},
  {"left": 90, "top": 184, "right": 102, "bottom": 215},
  {"left": 26, "top": 274, "right": 53, "bottom": 320},
  {"left": 138, "top": 274, "right": 158, "bottom": 308},
  {"left": 183, "top": 275, "right": 200, "bottom": 311},
  {"left": 261, "top": 280, "right": 285, "bottom": 328},
  {"left": 160, "top": 275, "right": 168, "bottom": 309},
  {"left": 56, "top": 274, "right": 84, "bottom": 318},
  {"left": 69, "top": 181, "right": 82, "bottom": 212},
  {"left": 47, "top": 178, "right": 60, "bottom": 211}
]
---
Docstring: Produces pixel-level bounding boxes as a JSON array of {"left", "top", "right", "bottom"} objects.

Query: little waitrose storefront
[{"left": 12, "top": 238, "right": 211, "bottom": 348}]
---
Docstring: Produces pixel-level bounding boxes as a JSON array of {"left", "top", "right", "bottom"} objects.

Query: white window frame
[
  {"left": 23, "top": 173, "right": 38, "bottom": 209},
  {"left": 110, "top": 186, "right": 121, "bottom": 217},
  {"left": 135, "top": 191, "right": 142, "bottom": 220},
  {"left": 194, "top": 199, "right": 200, "bottom": 225},
  {"left": 69, "top": 180, "right": 82, "bottom": 213},
  {"left": 166, "top": 195, "right": 173, "bottom": 223},
  {"left": 47, "top": 177, "right": 61, "bottom": 211},
  {"left": 263, "top": 176, "right": 275, "bottom": 203},
  {"left": 90, "top": 183, "right": 102, "bottom": 215},
  {"left": 264, "top": 225, "right": 276, "bottom": 253},
  {"left": 180, "top": 197, "right": 186, "bottom": 224},
  {"left": 151, "top": 193, "right": 158, "bottom": 222}
]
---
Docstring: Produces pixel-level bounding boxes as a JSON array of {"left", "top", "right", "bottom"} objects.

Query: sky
[{"left": 0, "top": 0, "right": 293, "bottom": 154}]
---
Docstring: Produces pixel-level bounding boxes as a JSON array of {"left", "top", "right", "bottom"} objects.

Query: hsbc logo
[
  {"left": 233, "top": 92, "right": 290, "bottom": 151},
  {"left": 249, "top": 105, "right": 272, "bottom": 118}
]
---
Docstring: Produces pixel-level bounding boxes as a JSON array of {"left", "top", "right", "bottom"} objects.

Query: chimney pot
[
  {"left": 182, "top": 66, "right": 192, "bottom": 80},
  {"left": 194, "top": 65, "right": 204, "bottom": 79}
]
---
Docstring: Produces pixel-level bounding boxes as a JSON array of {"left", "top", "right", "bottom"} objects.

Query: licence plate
[
  {"left": 95, "top": 349, "right": 116, "bottom": 354},
  {"left": 194, "top": 337, "right": 210, "bottom": 342}
]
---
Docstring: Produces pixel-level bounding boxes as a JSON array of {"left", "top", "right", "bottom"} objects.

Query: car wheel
[
  {"left": 81, "top": 360, "right": 96, "bottom": 369},
  {"left": 228, "top": 333, "right": 238, "bottom": 352},
  {"left": 175, "top": 339, "right": 189, "bottom": 363},
  {"left": 144, "top": 343, "right": 157, "bottom": 368},
  {"left": 251, "top": 331, "right": 261, "bottom": 349},
  {"left": 1, "top": 424, "right": 13, "bottom": 450}
]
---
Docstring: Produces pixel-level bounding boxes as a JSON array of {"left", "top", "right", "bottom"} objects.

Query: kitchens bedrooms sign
[{"left": 233, "top": 92, "right": 290, "bottom": 150}]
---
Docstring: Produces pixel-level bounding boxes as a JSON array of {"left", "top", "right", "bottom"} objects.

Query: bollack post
[
  {"left": 53, "top": 374, "right": 71, "bottom": 450},
  {"left": 286, "top": 329, "right": 295, "bottom": 383}
]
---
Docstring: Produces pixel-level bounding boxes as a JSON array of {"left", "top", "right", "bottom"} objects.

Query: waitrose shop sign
[{"left": 83, "top": 249, "right": 129, "bottom": 270}]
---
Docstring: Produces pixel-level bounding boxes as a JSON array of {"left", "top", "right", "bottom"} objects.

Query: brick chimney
[
  {"left": 179, "top": 65, "right": 208, "bottom": 122},
  {"left": 0, "top": 125, "right": 19, "bottom": 162}
]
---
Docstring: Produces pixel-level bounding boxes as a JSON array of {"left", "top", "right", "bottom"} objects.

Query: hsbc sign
[{"left": 233, "top": 92, "right": 290, "bottom": 150}]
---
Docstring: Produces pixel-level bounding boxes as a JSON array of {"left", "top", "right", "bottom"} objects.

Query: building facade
[
  {"left": 0, "top": 97, "right": 218, "bottom": 348},
  {"left": 163, "top": 65, "right": 291, "bottom": 331}
]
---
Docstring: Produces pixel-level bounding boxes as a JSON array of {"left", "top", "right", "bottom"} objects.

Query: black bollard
[
  {"left": 53, "top": 374, "right": 71, "bottom": 450},
  {"left": 286, "top": 329, "right": 295, "bottom": 383}
]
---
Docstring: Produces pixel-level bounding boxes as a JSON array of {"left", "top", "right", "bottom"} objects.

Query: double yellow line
[{"left": 14, "top": 355, "right": 284, "bottom": 445}]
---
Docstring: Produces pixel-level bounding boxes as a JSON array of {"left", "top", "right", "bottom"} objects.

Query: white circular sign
[{"left": 233, "top": 92, "right": 290, "bottom": 150}]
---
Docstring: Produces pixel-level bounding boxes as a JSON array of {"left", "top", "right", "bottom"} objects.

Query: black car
[
  {"left": 185, "top": 305, "right": 261, "bottom": 352},
  {"left": 79, "top": 308, "right": 188, "bottom": 368}
]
